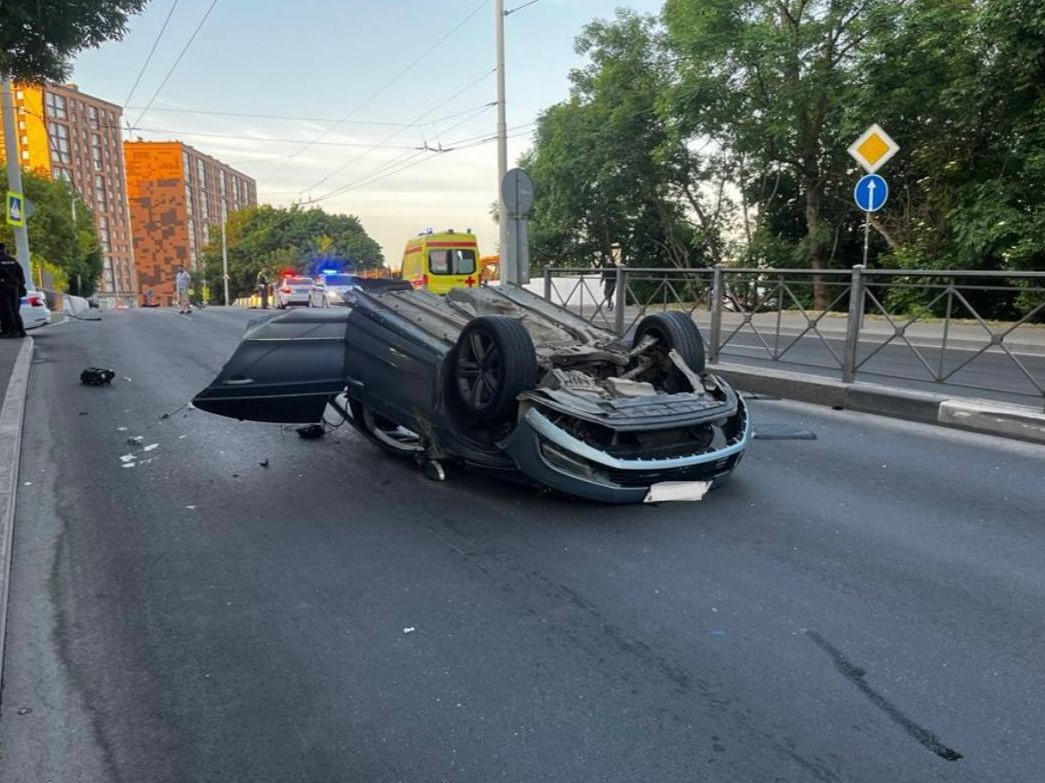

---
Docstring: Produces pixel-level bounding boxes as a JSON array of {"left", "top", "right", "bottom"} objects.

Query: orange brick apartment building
[
  {"left": 123, "top": 141, "right": 256, "bottom": 306},
  {"left": 0, "top": 83, "right": 138, "bottom": 304}
]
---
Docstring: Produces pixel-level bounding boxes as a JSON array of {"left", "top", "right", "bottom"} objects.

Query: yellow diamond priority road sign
[{"left": 848, "top": 124, "right": 899, "bottom": 174}]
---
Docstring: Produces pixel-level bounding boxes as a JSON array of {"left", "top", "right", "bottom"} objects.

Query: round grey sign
[{"left": 501, "top": 168, "right": 534, "bottom": 217}]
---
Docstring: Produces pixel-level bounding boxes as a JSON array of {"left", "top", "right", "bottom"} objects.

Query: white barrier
[{"left": 65, "top": 295, "right": 90, "bottom": 317}]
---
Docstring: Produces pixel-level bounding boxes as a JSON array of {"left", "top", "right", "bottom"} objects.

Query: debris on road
[
  {"left": 119, "top": 454, "right": 135, "bottom": 463},
  {"left": 80, "top": 367, "right": 116, "bottom": 385},
  {"left": 259, "top": 458, "right": 269, "bottom": 468},
  {"left": 144, "top": 443, "right": 159, "bottom": 452},
  {"left": 127, "top": 436, "right": 144, "bottom": 445},
  {"left": 403, "top": 627, "right": 416, "bottom": 634}
]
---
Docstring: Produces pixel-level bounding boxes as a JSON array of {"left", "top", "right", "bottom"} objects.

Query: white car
[
  {"left": 275, "top": 276, "right": 317, "bottom": 308},
  {"left": 310, "top": 273, "right": 362, "bottom": 307},
  {"left": 20, "top": 291, "right": 51, "bottom": 329}
]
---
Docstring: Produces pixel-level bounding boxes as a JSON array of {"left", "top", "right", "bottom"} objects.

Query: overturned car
[{"left": 193, "top": 285, "right": 750, "bottom": 503}]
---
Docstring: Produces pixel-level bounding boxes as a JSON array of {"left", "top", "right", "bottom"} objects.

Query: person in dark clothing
[
  {"left": 0, "top": 243, "right": 28, "bottom": 338},
  {"left": 257, "top": 269, "right": 269, "bottom": 309},
  {"left": 601, "top": 258, "right": 619, "bottom": 311}
]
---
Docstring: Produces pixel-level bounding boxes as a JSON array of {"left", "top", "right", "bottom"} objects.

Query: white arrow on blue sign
[{"left": 854, "top": 174, "right": 888, "bottom": 212}]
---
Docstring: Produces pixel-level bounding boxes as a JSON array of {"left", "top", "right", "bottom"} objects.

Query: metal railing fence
[{"left": 541, "top": 265, "right": 1045, "bottom": 409}]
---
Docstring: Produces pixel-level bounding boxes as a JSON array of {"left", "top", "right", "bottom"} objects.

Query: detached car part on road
[{"left": 193, "top": 285, "right": 750, "bottom": 503}]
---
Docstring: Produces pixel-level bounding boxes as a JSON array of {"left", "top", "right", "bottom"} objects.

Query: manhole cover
[{"left": 753, "top": 423, "right": 817, "bottom": 440}]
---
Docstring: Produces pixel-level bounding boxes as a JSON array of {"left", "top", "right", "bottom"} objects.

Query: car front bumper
[{"left": 500, "top": 400, "right": 750, "bottom": 504}]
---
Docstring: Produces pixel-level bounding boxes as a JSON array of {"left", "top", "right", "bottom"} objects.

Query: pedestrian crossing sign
[{"left": 6, "top": 191, "right": 24, "bottom": 227}]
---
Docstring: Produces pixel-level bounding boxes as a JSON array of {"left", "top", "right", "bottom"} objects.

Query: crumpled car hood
[{"left": 518, "top": 374, "right": 740, "bottom": 431}]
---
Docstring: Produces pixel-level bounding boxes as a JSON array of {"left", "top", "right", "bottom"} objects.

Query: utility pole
[
  {"left": 1, "top": 77, "right": 32, "bottom": 284},
  {"left": 495, "top": 0, "right": 508, "bottom": 262},
  {"left": 221, "top": 201, "right": 230, "bottom": 306}
]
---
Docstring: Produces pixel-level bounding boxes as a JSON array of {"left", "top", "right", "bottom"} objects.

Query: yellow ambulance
[{"left": 401, "top": 230, "right": 481, "bottom": 294}]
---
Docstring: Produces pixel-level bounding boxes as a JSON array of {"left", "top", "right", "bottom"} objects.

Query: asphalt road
[{"left": 1, "top": 306, "right": 1044, "bottom": 782}]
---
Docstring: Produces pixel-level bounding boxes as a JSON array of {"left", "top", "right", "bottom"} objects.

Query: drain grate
[{"left": 753, "top": 422, "right": 817, "bottom": 440}]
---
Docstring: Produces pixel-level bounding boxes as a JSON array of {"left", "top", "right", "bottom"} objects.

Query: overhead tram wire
[
  {"left": 120, "top": 103, "right": 497, "bottom": 127},
  {"left": 503, "top": 0, "right": 543, "bottom": 14},
  {"left": 208, "top": 121, "right": 533, "bottom": 257},
  {"left": 123, "top": 0, "right": 181, "bottom": 106},
  {"left": 118, "top": 101, "right": 497, "bottom": 136},
  {"left": 118, "top": 126, "right": 424, "bottom": 149},
  {"left": 306, "top": 124, "right": 536, "bottom": 199},
  {"left": 266, "top": 0, "right": 492, "bottom": 179},
  {"left": 132, "top": 0, "right": 220, "bottom": 129},
  {"left": 308, "top": 102, "right": 497, "bottom": 203},
  {"left": 300, "top": 68, "right": 496, "bottom": 199}
]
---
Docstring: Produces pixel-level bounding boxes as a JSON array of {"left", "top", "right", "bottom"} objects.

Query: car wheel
[
  {"left": 349, "top": 400, "right": 423, "bottom": 457},
  {"left": 453, "top": 316, "right": 536, "bottom": 424},
  {"left": 633, "top": 312, "right": 706, "bottom": 391}
]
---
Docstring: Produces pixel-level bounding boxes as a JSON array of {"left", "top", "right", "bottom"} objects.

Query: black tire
[
  {"left": 452, "top": 316, "right": 537, "bottom": 424},
  {"left": 633, "top": 312, "right": 706, "bottom": 392},
  {"left": 348, "top": 399, "right": 423, "bottom": 458}
]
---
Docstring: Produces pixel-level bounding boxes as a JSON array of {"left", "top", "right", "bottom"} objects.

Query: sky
[{"left": 70, "top": 0, "right": 665, "bottom": 268}]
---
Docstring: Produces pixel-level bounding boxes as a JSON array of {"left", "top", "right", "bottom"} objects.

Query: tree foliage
[
  {"left": 0, "top": 0, "right": 148, "bottom": 83},
  {"left": 0, "top": 169, "right": 101, "bottom": 293},
  {"left": 523, "top": 0, "right": 1045, "bottom": 315},
  {"left": 198, "top": 204, "right": 385, "bottom": 302},
  {"left": 523, "top": 11, "right": 724, "bottom": 272}
]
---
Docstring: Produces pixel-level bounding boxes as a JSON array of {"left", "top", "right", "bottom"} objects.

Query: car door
[{"left": 193, "top": 309, "right": 351, "bottom": 423}]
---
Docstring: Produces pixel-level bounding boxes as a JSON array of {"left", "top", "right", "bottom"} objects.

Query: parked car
[
  {"left": 194, "top": 285, "right": 750, "bottom": 504},
  {"left": 274, "top": 276, "right": 317, "bottom": 308},
  {"left": 20, "top": 290, "right": 52, "bottom": 329}
]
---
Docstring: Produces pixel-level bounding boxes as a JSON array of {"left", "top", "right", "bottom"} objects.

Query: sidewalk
[{"left": 0, "top": 334, "right": 33, "bottom": 688}]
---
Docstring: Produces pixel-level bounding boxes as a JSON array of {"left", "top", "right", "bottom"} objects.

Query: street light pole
[
  {"left": 1, "top": 77, "right": 32, "bottom": 284},
  {"left": 221, "top": 201, "right": 230, "bottom": 306},
  {"left": 495, "top": 0, "right": 508, "bottom": 262}
]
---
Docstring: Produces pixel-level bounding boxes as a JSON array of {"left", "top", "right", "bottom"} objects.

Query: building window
[
  {"left": 89, "top": 106, "right": 99, "bottom": 130},
  {"left": 95, "top": 175, "right": 107, "bottom": 211},
  {"left": 98, "top": 216, "right": 111, "bottom": 253},
  {"left": 92, "top": 133, "right": 103, "bottom": 170},
  {"left": 45, "top": 92, "right": 68, "bottom": 120},
  {"left": 48, "top": 124, "right": 72, "bottom": 164}
]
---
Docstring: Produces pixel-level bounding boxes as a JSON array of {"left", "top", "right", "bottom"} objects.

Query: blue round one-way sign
[{"left": 854, "top": 174, "right": 888, "bottom": 212}]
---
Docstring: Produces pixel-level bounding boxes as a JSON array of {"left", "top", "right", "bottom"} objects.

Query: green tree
[
  {"left": 0, "top": 168, "right": 100, "bottom": 293},
  {"left": 525, "top": 11, "right": 722, "bottom": 275},
  {"left": 0, "top": 0, "right": 148, "bottom": 83},
  {"left": 199, "top": 204, "right": 385, "bottom": 302},
  {"left": 664, "top": 0, "right": 891, "bottom": 307}
]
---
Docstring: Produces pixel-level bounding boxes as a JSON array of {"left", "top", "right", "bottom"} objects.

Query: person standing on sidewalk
[
  {"left": 600, "top": 257, "right": 619, "bottom": 311},
  {"left": 0, "top": 243, "right": 27, "bottom": 338},
  {"left": 257, "top": 269, "right": 269, "bottom": 309},
  {"left": 175, "top": 265, "right": 191, "bottom": 314}
]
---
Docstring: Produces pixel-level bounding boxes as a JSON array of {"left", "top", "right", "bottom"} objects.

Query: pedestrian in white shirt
[{"left": 175, "top": 266, "right": 191, "bottom": 314}]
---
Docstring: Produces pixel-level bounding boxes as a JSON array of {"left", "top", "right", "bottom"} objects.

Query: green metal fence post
[
  {"left": 614, "top": 265, "right": 626, "bottom": 336},
  {"left": 842, "top": 265, "right": 866, "bottom": 383},
  {"left": 710, "top": 264, "right": 724, "bottom": 364}
]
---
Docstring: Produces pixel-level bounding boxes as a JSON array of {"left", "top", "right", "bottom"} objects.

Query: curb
[
  {"left": 712, "top": 362, "right": 1045, "bottom": 445},
  {"left": 0, "top": 337, "right": 33, "bottom": 687}
]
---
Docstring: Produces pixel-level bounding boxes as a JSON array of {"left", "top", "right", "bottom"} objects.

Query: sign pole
[
  {"left": 862, "top": 210, "right": 871, "bottom": 268},
  {"left": 1, "top": 78, "right": 31, "bottom": 283}
]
